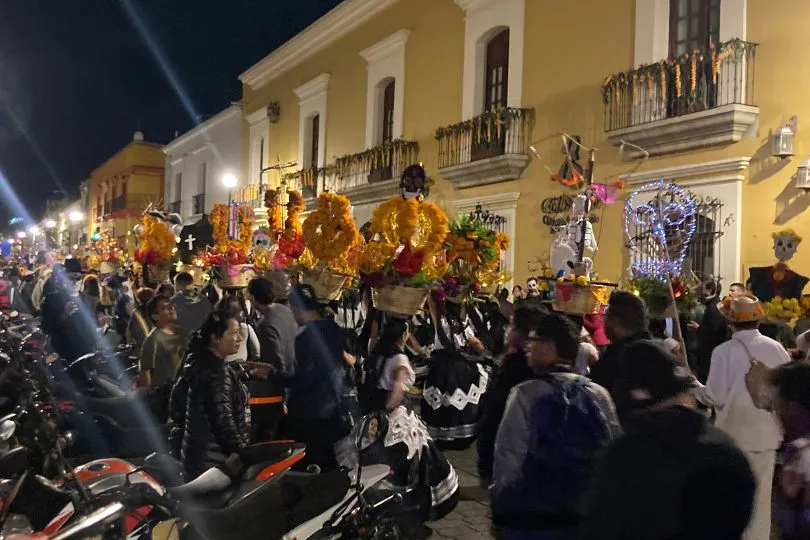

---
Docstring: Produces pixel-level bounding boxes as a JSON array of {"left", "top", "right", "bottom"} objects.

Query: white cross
[{"left": 184, "top": 234, "right": 197, "bottom": 251}]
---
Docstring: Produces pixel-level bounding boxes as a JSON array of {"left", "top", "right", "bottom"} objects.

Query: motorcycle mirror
[{"left": 355, "top": 411, "right": 388, "bottom": 452}]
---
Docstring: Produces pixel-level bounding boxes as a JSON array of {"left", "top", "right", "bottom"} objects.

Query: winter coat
[
  {"left": 581, "top": 406, "right": 755, "bottom": 540},
  {"left": 491, "top": 368, "right": 620, "bottom": 531},
  {"left": 171, "top": 349, "right": 250, "bottom": 479},
  {"left": 252, "top": 303, "right": 297, "bottom": 398}
]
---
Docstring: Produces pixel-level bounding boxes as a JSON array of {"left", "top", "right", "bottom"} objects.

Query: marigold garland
[
  {"left": 302, "top": 193, "right": 360, "bottom": 274},
  {"left": 134, "top": 214, "right": 175, "bottom": 265},
  {"left": 207, "top": 204, "right": 256, "bottom": 266}
]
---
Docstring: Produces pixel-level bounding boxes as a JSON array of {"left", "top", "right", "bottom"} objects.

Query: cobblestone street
[{"left": 428, "top": 447, "right": 493, "bottom": 539}]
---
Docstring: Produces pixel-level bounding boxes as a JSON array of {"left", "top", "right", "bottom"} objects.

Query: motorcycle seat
[{"left": 182, "top": 470, "right": 352, "bottom": 539}]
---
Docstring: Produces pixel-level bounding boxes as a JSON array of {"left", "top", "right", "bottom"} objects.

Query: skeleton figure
[
  {"left": 549, "top": 193, "right": 598, "bottom": 278},
  {"left": 774, "top": 230, "right": 801, "bottom": 263}
]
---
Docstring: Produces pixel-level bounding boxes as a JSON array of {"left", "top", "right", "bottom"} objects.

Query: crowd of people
[{"left": 4, "top": 256, "right": 810, "bottom": 539}]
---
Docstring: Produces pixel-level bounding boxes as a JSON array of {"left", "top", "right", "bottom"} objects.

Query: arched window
[
  {"left": 484, "top": 29, "right": 509, "bottom": 112},
  {"left": 381, "top": 80, "right": 395, "bottom": 144}
]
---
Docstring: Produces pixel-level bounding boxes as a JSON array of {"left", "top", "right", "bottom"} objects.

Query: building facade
[
  {"left": 237, "top": 0, "right": 810, "bottom": 288},
  {"left": 88, "top": 132, "right": 165, "bottom": 253},
  {"left": 163, "top": 105, "right": 243, "bottom": 223}
]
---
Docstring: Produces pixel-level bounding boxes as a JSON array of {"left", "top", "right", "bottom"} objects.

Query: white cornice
[
  {"left": 359, "top": 30, "right": 410, "bottom": 65},
  {"left": 163, "top": 105, "right": 242, "bottom": 154},
  {"left": 452, "top": 191, "right": 520, "bottom": 210},
  {"left": 294, "top": 74, "right": 331, "bottom": 103},
  {"left": 239, "top": 0, "right": 401, "bottom": 91},
  {"left": 245, "top": 107, "right": 269, "bottom": 126},
  {"left": 455, "top": 0, "right": 503, "bottom": 14},
  {"left": 621, "top": 157, "right": 751, "bottom": 185}
]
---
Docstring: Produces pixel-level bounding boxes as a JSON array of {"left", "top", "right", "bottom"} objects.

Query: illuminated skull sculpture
[{"left": 773, "top": 229, "right": 802, "bottom": 263}]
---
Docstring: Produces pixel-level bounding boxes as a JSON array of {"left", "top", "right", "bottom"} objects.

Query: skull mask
[{"left": 773, "top": 232, "right": 801, "bottom": 263}]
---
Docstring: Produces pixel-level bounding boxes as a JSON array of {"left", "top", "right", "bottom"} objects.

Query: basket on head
[
  {"left": 552, "top": 282, "right": 609, "bottom": 315},
  {"left": 176, "top": 264, "right": 207, "bottom": 287},
  {"left": 100, "top": 261, "right": 121, "bottom": 275},
  {"left": 372, "top": 286, "right": 429, "bottom": 317},
  {"left": 218, "top": 264, "right": 256, "bottom": 289},
  {"left": 300, "top": 269, "right": 348, "bottom": 302},
  {"left": 150, "top": 263, "right": 172, "bottom": 284}
]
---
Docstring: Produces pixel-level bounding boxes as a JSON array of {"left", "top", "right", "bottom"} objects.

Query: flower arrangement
[
  {"left": 764, "top": 296, "right": 802, "bottom": 322},
  {"left": 302, "top": 193, "right": 361, "bottom": 275},
  {"left": 359, "top": 196, "right": 449, "bottom": 288},
  {"left": 271, "top": 190, "right": 306, "bottom": 270},
  {"left": 265, "top": 188, "right": 284, "bottom": 239},
  {"left": 204, "top": 204, "right": 255, "bottom": 266},
  {"left": 441, "top": 214, "right": 509, "bottom": 298},
  {"left": 629, "top": 275, "right": 694, "bottom": 316},
  {"left": 134, "top": 214, "right": 175, "bottom": 265}
]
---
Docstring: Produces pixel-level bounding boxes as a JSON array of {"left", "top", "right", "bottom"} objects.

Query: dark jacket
[
  {"left": 41, "top": 278, "right": 97, "bottom": 363},
  {"left": 589, "top": 330, "right": 651, "bottom": 422},
  {"left": 252, "top": 303, "right": 297, "bottom": 398},
  {"left": 696, "top": 297, "right": 729, "bottom": 382},
  {"left": 171, "top": 349, "right": 250, "bottom": 479},
  {"left": 286, "top": 319, "right": 345, "bottom": 421},
  {"left": 581, "top": 406, "right": 755, "bottom": 540},
  {"left": 477, "top": 349, "right": 534, "bottom": 483}
]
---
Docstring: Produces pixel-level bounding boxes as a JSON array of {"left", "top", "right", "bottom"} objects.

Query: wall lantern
[
  {"left": 796, "top": 157, "right": 810, "bottom": 191},
  {"left": 772, "top": 118, "right": 797, "bottom": 159},
  {"left": 267, "top": 102, "right": 281, "bottom": 123}
]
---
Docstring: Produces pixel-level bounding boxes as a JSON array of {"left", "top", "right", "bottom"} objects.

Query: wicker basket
[
  {"left": 301, "top": 269, "right": 348, "bottom": 301},
  {"left": 176, "top": 264, "right": 207, "bottom": 287},
  {"left": 149, "top": 263, "right": 172, "bottom": 284},
  {"left": 372, "top": 286, "right": 429, "bottom": 316},
  {"left": 552, "top": 282, "right": 610, "bottom": 315},
  {"left": 99, "top": 261, "right": 121, "bottom": 275},
  {"left": 219, "top": 264, "right": 256, "bottom": 289}
]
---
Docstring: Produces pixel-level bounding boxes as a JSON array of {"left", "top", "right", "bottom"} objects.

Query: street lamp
[
  {"left": 16, "top": 231, "right": 26, "bottom": 239},
  {"left": 221, "top": 172, "right": 238, "bottom": 204},
  {"left": 44, "top": 219, "right": 57, "bottom": 229},
  {"left": 69, "top": 211, "right": 85, "bottom": 223},
  {"left": 29, "top": 226, "right": 40, "bottom": 236}
]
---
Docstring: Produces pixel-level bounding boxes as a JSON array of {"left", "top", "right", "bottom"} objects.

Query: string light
[{"left": 624, "top": 178, "right": 696, "bottom": 279}]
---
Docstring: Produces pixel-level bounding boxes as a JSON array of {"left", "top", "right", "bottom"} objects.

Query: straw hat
[{"left": 717, "top": 294, "right": 766, "bottom": 323}]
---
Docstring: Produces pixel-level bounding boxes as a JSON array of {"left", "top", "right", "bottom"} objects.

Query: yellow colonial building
[
  {"left": 237, "top": 0, "right": 810, "bottom": 289},
  {"left": 88, "top": 131, "right": 165, "bottom": 253}
]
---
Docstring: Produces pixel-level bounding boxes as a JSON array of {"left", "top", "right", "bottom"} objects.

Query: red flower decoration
[
  {"left": 393, "top": 243, "right": 425, "bottom": 277},
  {"left": 278, "top": 231, "right": 305, "bottom": 259}
]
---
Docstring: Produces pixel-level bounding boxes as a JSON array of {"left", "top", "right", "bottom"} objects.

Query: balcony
[
  {"left": 435, "top": 107, "right": 533, "bottom": 189},
  {"left": 192, "top": 193, "right": 206, "bottom": 215},
  {"left": 232, "top": 183, "right": 266, "bottom": 208},
  {"left": 282, "top": 168, "right": 322, "bottom": 201},
  {"left": 326, "top": 140, "right": 419, "bottom": 205},
  {"left": 602, "top": 39, "right": 759, "bottom": 159}
]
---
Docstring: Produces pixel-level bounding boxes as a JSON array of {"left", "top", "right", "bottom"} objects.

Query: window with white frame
[
  {"left": 457, "top": 0, "right": 525, "bottom": 119},
  {"left": 246, "top": 108, "right": 270, "bottom": 185},
  {"left": 294, "top": 74, "right": 329, "bottom": 172},
  {"left": 360, "top": 30, "right": 409, "bottom": 149}
]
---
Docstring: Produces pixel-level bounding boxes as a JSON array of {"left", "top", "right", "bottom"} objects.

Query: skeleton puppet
[
  {"left": 748, "top": 229, "right": 808, "bottom": 301},
  {"left": 550, "top": 193, "right": 598, "bottom": 278}
]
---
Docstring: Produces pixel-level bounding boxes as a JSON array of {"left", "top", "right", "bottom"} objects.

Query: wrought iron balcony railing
[
  {"left": 330, "top": 139, "right": 419, "bottom": 192},
  {"left": 602, "top": 38, "right": 757, "bottom": 132},
  {"left": 436, "top": 107, "right": 533, "bottom": 169}
]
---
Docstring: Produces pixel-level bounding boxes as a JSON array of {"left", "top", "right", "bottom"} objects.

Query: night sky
[{"left": 0, "top": 0, "right": 342, "bottom": 226}]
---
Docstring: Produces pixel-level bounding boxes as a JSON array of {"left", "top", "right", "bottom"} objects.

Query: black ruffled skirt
[{"left": 420, "top": 348, "right": 489, "bottom": 450}]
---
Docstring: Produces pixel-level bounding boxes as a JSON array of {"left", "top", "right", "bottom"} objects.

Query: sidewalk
[{"left": 429, "top": 446, "right": 494, "bottom": 539}]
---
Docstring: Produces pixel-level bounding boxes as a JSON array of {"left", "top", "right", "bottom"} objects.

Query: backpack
[{"left": 526, "top": 373, "right": 612, "bottom": 516}]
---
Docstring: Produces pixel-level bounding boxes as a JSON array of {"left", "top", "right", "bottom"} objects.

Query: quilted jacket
[{"left": 170, "top": 349, "right": 250, "bottom": 478}]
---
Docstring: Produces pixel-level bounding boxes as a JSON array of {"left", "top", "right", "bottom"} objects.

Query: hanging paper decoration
[{"left": 624, "top": 178, "right": 697, "bottom": 278}]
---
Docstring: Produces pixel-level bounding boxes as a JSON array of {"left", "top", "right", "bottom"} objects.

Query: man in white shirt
[{"left": 696, "top": 294, "right": 790, "bottom": 540}]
